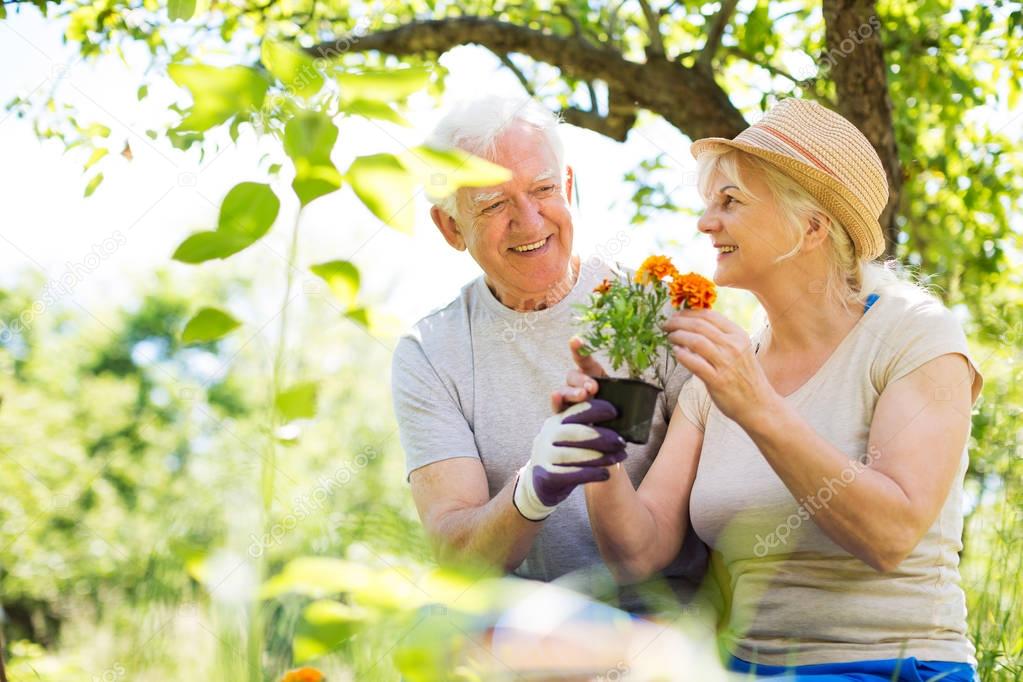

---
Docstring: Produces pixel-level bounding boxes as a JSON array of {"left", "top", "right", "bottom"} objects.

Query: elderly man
[{"left": 391, "top": 97, "right": 706, "bottom": 612}]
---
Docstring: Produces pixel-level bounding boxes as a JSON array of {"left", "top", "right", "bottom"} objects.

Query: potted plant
[{"left": 574, "top": 256, "right": 716, "bottom": 443}]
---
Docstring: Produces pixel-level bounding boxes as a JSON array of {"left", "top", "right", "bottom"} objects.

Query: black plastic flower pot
[{"left": 594, "top": 377, "right": 662, "bottom": 445}]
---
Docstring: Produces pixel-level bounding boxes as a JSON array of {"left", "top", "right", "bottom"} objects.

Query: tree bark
[
  {"left": 315, "top": 9, "right": 901, "bottom": 254},
  {"left": 308, "top": 17, "right": 748, "bottom": 142},
  {"left": 822, "top": 0, "right": 902, "bottom": 257}
]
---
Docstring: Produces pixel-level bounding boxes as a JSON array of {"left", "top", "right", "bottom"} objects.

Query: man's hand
[
  {"left": 513, "top": 399, "right": 627, "bottom": 521},
  {"left": 550, "top": 337, "right": 609, "bottom": 412}
]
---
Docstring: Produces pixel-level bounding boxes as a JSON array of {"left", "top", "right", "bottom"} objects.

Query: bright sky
[
  {"left": 0, "top": 7, "right": 1018, "bottom": 334},
  {"left": 0, "top": 11, "right": 719, "bottom": 334}
]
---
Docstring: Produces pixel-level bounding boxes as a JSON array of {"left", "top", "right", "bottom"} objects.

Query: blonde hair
[{"left": 696, "top": 147, "right": 914, "bottom": 309}]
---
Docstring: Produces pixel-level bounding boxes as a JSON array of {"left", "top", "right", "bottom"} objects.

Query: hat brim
[{"left": 690, "top": 137, "right": 886, "bottom": 261}]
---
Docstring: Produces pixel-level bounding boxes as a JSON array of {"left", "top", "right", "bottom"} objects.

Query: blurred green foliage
[{"left": 0, "top": 0, "right": 1021, "bottom": 679}]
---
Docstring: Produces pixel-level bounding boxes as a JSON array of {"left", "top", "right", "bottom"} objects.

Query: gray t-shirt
[{"left": 391, "top": 255, "right": 708, "bottom": 608}]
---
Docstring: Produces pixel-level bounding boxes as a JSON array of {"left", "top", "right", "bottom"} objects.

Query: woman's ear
[
  {"left": 430, "top": 205, "right": 466, "bottom": 252},
  {"left": 804, "top": 212, "right": 832, "bottom": 250}
]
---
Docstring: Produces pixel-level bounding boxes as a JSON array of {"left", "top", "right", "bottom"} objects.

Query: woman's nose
[{"left": 697, "top": 210, "right": 719, "bottom": 235}]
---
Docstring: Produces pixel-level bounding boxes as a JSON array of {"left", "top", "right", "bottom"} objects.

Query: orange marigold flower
[
  {"left": 280, "top": 668, "right": 325, "bottom": 682},
  {"left": 670, "top": 273, "right": 717, "bottom": 310},
  {"left": 635, "top": 255, "right": 679, "bottom": 285},
  {"left": 593, "top": 278, "right": 612, "bottom": 295}
]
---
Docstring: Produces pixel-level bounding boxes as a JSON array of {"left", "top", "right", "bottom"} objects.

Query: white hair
[{"left": 425, "top": 97, "right": 565, "bottom": 220}]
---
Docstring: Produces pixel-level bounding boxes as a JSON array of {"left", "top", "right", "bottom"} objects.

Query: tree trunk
[{"left": 822, "top": 0, "right": 902, "bottom": 258}]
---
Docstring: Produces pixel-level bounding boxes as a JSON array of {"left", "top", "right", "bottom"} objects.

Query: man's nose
[{"left": 514, "top": 196, "right": 545, "bottom": 230}]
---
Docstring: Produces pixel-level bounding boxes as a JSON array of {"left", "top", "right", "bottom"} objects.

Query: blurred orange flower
[
  {"left": 593, "top": 278, "right": 612, "bottom": 295},
  {"left": 280, "top": 668, "right": 324, "bottom": 682},
  {"left": 635, "top": 255, "right": 679, "bottom": 285},
  {"left": 670, "top": 273, "right": 716, "bottom": 310}
]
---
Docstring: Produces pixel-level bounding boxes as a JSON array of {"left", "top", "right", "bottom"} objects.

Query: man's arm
[{"left": 410, "top": 457, "right": 542, "bottom": 572}]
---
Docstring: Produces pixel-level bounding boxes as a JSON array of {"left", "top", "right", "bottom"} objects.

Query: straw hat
[{"left": 690, "top": 98, "right": 889, "bottom": 261}]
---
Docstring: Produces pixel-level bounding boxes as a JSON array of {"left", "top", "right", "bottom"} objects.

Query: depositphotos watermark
[
  {"left": 753, "top": 444, "right": 884, "bottom": 557},
  {"left": 793, "top": 15, "right": 882, "bottom": 85},
  {"left": 247, "top": 445, "right": 377, "bottom": 557},
  {"left": 0, "top": 231, "right": 127, "bottom": 344},
  {"left": 499, "top": 231, "right": 631, "bottom": 343}
]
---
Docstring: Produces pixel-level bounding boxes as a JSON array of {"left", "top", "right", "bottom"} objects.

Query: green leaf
[
  {"left": 181, "top": 307, "right": 240, "bottom": 344},
  {"left": 167, "top": 0, "right": 196, "bottom": 21},
  {"left": 310, "top": 260, "right": 359, "bottom": 308},
  {"left": 401, "top": 146, "right": 512, "bottom": 200},
  {"left": 345, "top": 154, "right": 415, "bottom": 233},
  {"left": 84, "top": 147, "right": 107, "bottom": 170},
  {"left": 168, "top": 63, "right": 268, "bottom": 133},
  {"left": 171, "top": 231, "right": 252, "bottom": 263},
  {"left": 84, "top": 172, "right": 103, "bottom": 197},
  {"left": 345, "top": 307, "right": 370, "bottom": 329},
  {"left": 173, "top": 182, "right": 279, "bottom": 263},
  {"left": 741, "top": 1, "right": 770, "bottom": 55},
  {"left": 341, "top": 99, "right": 410, "bottom": 127},
  {"left": 333, "top": 66, "right": 431, "bottom": 103},
  {"left": 0, "top": 4, "right": 7, "bottom": 19},
  {"left": 261, "top": 40, "right": 323, "bottom": 98},
  {"left": 274, "top": 381, "right": 318, "bottom": 421},
  {"left": 137, "top": 84, "right": 148, "bottom": 100},
  {"left": 283, "top": 110, "right": 342, "bottom": 206},
  {"left": 260, "top": 557, "right": 370, "bottom": 599},
  {"left": 218, "top": 181, "right": 280, "bottom": 240},
  {"left": 293, "top": 600, "right": 368, "bottom": 663}
]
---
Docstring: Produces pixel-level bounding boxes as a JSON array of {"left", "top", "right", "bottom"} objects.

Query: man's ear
[
  {"left": 804, "top": 212, "right": 831, "bottom": 251},
  {"left": 565, "top": 165, "right": 575, "bottom": 205},
  {"left": 431, "top": 205, "right": 466, "bottom": 252}
]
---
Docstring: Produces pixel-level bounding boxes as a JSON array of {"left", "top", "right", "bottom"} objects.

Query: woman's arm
[
  {"left": 555, "top": 337, "right": 705, "bottom": 583},
  {"left": 583, "top": 403, "right": 704, "bottom": 583},
  {"left": 667, "top": 309, "right": 974, "bottom": 572},
  {"left": 745, "top": 353, "right": 972, "bottom": 571}
]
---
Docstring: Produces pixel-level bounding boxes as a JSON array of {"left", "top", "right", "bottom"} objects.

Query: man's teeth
[
  {"left": 719, "top": 245, "right": 738, "bottom": 253},
  {"left": 513, "top": 237, "right": 547, "bottom": 252}
]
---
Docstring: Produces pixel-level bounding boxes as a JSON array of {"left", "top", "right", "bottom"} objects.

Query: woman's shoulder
[{"left": 868, "top": 283, "right": 961, "bottom": 335}]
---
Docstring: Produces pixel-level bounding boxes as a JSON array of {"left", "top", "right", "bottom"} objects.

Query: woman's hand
[
  {"left": 663, "top": 309, "right": 781, "bottom": 428},
  {"left": 551, "top": 336, "right": 609, "bottom": 412}
]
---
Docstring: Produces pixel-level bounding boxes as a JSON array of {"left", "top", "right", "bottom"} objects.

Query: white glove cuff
[{"left": 512, "top": 463, "right": 555, "bottom": 522}]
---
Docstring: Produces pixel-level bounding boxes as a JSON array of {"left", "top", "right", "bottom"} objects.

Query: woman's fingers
[
  {"left": 667, "top": 329, "right": 726, "bottom": 368},
  {"left": 673, "top": 344, "right": 717, "bottom": 383}
]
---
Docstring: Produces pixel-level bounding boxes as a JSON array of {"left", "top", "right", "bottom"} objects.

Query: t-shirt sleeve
[
  {"left": 659, "top": 354, "right": 693, "bottom": 422},
  {"left": 870, "top": 296, "right": 984, "bottom": 404},
  {"left": 391, "top": 335, "right": 481, "bottom": 481},
  {"left": 677, "top": 375, "right": 712, "bottom": 432}
]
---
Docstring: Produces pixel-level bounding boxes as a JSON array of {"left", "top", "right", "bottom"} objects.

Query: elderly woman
[{"left": 559, "top": 99, "right": 983, "bottom": 681}]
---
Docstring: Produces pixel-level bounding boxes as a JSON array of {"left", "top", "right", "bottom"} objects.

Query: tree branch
[
  {"left": 637, "top": 0, "right": 665, "bottom": 57},
  {"left": 497, "top": 53, "right": 535, "bottom": 97},
  {"left": 698, "top": 0, "right": 738, "bottom": 68},
  {"left": 822, "top": 0, "right": 901, "bottom": 256},
  {"left": 307, "top": 16, "right": 747, "bottom": 140}
]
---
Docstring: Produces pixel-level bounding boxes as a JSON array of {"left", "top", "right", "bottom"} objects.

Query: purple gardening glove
[{"left": 512, "top": 399, "right": 627, "bottom": 521}]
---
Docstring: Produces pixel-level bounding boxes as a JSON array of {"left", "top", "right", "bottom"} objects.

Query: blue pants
[{"left": 728, "top": 655, "right": 977, "bottom": 681}]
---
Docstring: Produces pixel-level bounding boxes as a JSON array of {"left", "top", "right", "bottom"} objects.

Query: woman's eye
[{"left": 722, "top": 195, "right": 737, "bottom": 208}]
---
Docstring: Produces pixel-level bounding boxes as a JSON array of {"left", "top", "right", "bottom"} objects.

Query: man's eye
[
  {"left": 535, "top": 184, "right": 556, "bottom": 196},
  {"left": 482, "top": 200, "right": 506, "bottom": 215}
]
